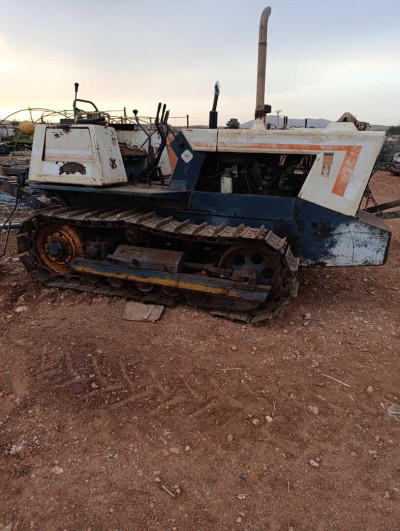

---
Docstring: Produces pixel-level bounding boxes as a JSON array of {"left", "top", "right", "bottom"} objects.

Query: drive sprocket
[{"left": 33, "top": 222, "right": 84, "bottom": 275}]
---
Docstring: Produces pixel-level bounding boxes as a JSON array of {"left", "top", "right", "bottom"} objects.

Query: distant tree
[{"left": 385, "top": 125, "right": 400, "bottom": 136}]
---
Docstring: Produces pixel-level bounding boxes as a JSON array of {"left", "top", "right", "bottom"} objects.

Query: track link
[{"left": 17, "top": 207, "right": 299, "bottom": 323}]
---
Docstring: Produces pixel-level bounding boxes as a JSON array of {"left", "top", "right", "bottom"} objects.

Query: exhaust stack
[
  {"left": 254, "top": 7, "right": 272, "bottom": 128},
  {"left": 209, "top": 81, "right": 220, "bottom": 129}
]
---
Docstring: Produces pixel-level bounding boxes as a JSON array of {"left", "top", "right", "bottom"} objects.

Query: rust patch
[
  {"left": 59, "top": 162, "right": 86, "bottom": 176},
  {"left": 110, "top": 158, "right": 117, "bottom": 169}
]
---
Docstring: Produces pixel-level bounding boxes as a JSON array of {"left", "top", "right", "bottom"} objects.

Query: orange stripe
[
  {"left": 331, "top": 146, "right": 362, "bottom": 196},
  {"left": 168, "top": 133, "right": 178, "bottom": 175},
  {"left": 194, "top": 142, "right": 362, "bottom": 197}
]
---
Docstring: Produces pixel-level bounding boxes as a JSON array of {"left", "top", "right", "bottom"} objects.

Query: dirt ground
[{"left": 0, "top": 170, "right": 400, "bottom": 530}]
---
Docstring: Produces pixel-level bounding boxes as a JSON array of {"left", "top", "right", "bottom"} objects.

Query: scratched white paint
[
  {"left": 181, "top": 129, "right": 218, "bottom": 151},
  {"left": 29, "top": 125, "right": 127, "bottom": 186},
  {"left": 299, "top": 133, "right": 383, "bottom": 217}
]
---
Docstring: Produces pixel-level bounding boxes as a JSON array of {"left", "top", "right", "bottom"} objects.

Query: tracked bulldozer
[{"left": 1, "top": 7, "right": 396, "bottom": 323}]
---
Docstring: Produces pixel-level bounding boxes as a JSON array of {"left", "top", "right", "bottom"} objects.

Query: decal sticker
[
  {"left": 322, "top": 152, "right": 334, "bottom": 176},
  {"left": 181, "top": 150, "right": 193, "bottom": 163}
]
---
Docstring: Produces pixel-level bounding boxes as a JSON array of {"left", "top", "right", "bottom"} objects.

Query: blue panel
[
  {"left": 289, "top": 199, "right": 391, "bottom": 266},
  {"left": 169, "top": 132, "right": 205, "bottom": 191},
  {"left": 187, "top": 191, "right": 295, "bottom": 221}
]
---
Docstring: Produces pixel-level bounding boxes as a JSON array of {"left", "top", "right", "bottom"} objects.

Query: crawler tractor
[{"left": 1, "top": 7, "right": 397, "bottom": 323}]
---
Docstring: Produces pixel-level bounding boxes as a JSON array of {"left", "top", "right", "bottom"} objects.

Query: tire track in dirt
[{"left": 35, "top": 351, "right": 269, "bottom": 429}]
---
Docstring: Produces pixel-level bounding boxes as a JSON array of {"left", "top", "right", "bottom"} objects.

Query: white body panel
[
  {"left": 182, "top": 129, "right": 218, "bottom": 152},
  {"left": 29, "top": 125, "right": 128, "bottom": 186},
  {"left": 182, "top": 123, "right": 385, "bottom": 217}
]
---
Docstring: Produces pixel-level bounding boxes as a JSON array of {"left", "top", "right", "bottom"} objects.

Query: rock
[
  {"left": 13, "top": 306, "right": 28, "bottom": 314},
  {"left": 91, "top": 383, "right": 99, "bottom": 389},
  {"left": 184, "top": 445, "right": 191, "bottom": 452},
  {"left": 308, "top": 459, "right": 320, "bottom": 468},
  {"left": 265, "top": 416, "right": 273, "bottom": 423},
  {"left": 51, "top": 466, "right": 64, "bottom": 475},
  {"left": 307, "top": 406, "right": 319, "bottom": 415},
  {"left": 154, "top": 477, "right": 162, "bottom": 483},
  {"left": 237, "top": 494, "right": 246, "bottom": 500},
  {"left": 366, "top": 386, "right": 373, "bottom": 393},
  {"left": 227, "top": 434, "right": 234, "bottom": 442},
  {"left": 170, "top": 447, "right": 180, "bottom": 455},
  {"left": 384, "top": 491, "right": 391, "bottom": 499},
  {"left": 304, "top": 313, "right": 312, "bottom": 320},
  {"left": 252, "top": 418, "right": 261, "bottom": 426},
  {"left": 231, "top": 346, "right": 238, "bottom": 351},
  {"left": 311, "top": 360, "right": 320, "bottom": 368},
  {"left": 153, "top": 470, "right": 162, "bottom": 475},
  {"left": 9, "top": 443, "right": 24, "bottom": 456}
]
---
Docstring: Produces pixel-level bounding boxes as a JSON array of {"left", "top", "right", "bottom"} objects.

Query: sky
[{"left": 0, "top": 0, "right": 399, "bottom": 126}]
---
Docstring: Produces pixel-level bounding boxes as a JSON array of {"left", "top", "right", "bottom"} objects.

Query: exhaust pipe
[
  {"left": 209, "top": 81, "right": 220, "bottom": 129},
  {"left": 254, "top": 7, "right": 272, "bottom": 127}
]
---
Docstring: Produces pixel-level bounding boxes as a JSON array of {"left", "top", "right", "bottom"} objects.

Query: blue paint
[{"left": 187, "top": 191, "right": 295, "bottom": 221}]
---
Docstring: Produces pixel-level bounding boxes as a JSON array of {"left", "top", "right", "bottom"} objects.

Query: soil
[{"left": 0, "top": 171, "right": 400, "bottom": 530}]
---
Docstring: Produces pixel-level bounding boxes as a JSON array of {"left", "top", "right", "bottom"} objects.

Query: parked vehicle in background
[
  {"left": 226, "top": 118, "right": 240, "bottom": 129},
  {"left": 391, "top": 152, "right": 400, "bottom": 176},
  {"left": 0, "top": 143, "right": 11, "bottom": 155}
]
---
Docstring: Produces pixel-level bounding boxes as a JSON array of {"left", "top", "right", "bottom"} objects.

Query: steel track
[{"left": 17, "top": 207, "right": 299, "bottom": 324}]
